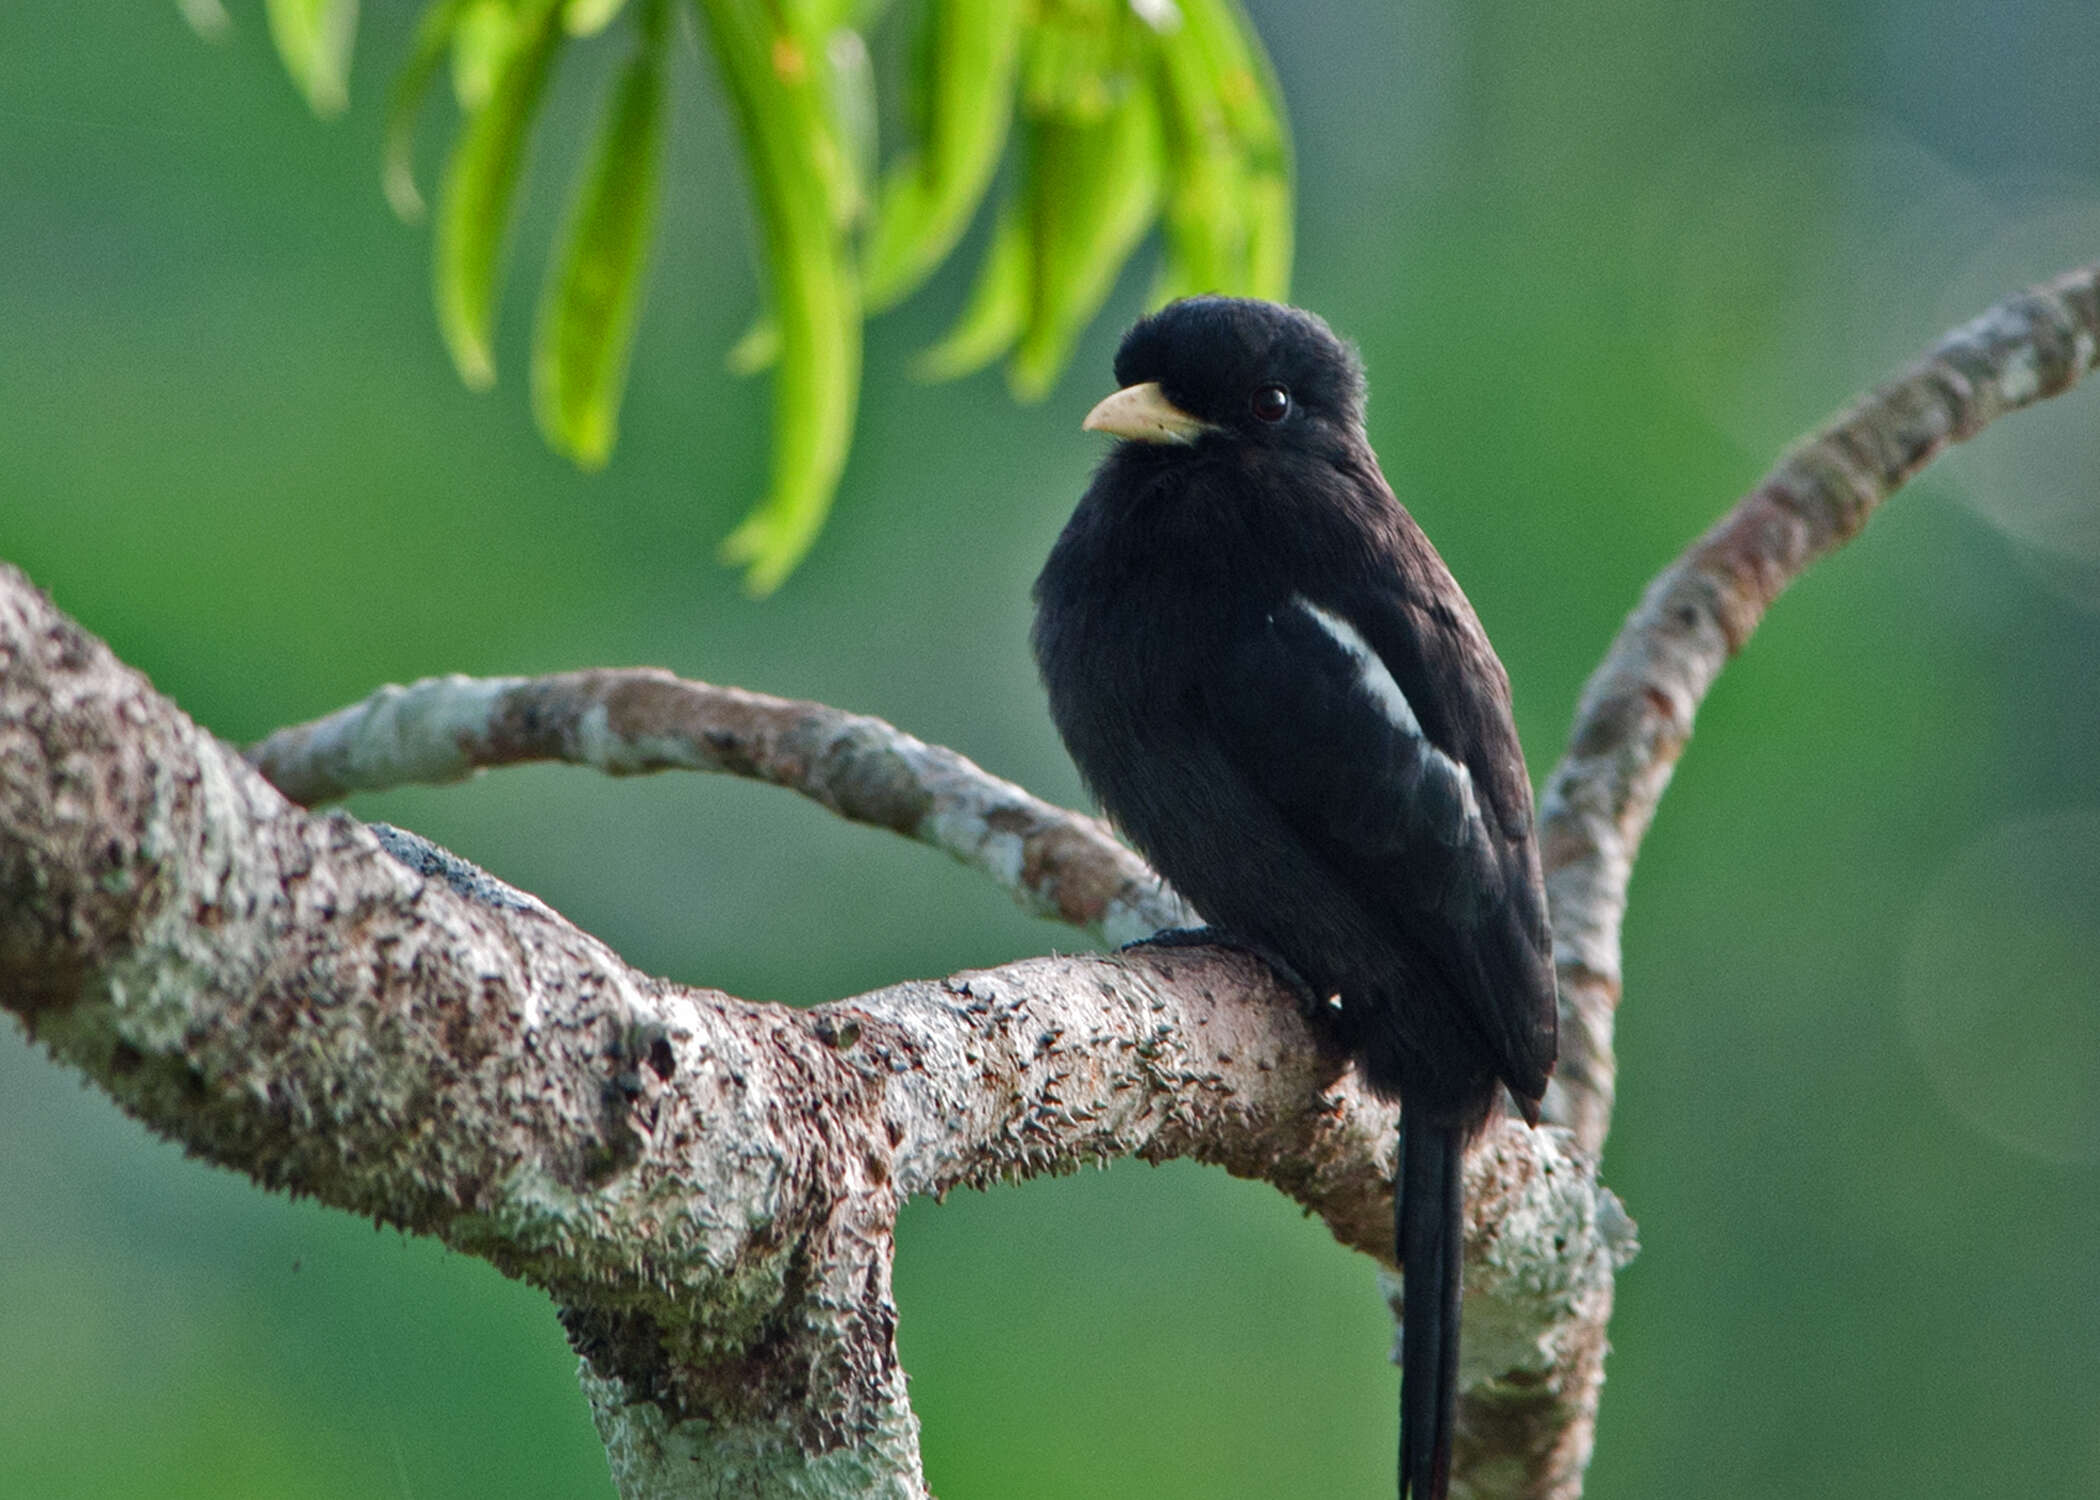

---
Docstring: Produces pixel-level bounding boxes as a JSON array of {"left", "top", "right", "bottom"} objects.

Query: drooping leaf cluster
[{"left": 204, "top": 0, "right": 1292, "bottom": 590}]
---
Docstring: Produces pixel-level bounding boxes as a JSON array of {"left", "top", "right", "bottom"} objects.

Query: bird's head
[{"left": 1082, "top": 296, "right": 1367, "bottom": 451}]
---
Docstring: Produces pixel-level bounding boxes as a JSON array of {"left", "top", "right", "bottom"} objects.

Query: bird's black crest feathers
[{"left": 1114, "top": 295, "right": 1367, "bottom": 434}]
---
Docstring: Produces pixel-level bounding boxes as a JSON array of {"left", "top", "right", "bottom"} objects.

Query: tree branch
[
  {"left": 1538, "top": 262, "right": 2100, "bottom": 1156},
  {"left": 0, "top": 564, "right": 1622, "bottom": 1499},
  {"left": 1454, "top": 262, "right": 2100, "bottom": 1493},
  {"left": 247, "top": 668, "right": 1192, "bottom": 947},
  {"left": 8, "top": 264, "right": 2097, "bottom": 1497}
]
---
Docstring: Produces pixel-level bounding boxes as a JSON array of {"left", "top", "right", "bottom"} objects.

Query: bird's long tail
[{"left": 1398, "top": 1113, "right": 1463, "bottom": 1500}]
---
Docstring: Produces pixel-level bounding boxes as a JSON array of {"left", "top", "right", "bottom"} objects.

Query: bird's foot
[
  {"left": 1119, "top": 924, "right": 1222, "bottom": 953},
  {"left": 1121, "top": 926, "right": 1335, "bottom": 1023}
]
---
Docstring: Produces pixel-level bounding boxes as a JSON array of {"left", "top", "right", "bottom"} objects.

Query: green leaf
[
  {"left": 698, "top": 0, "right": 862, "bottom": 593},
  {"left": 450, "top": 0, "right": 517, "bottom": 111},
  {"left": 432, "top": 0, "right": 566, "bottom": 391},
  {"left": 1153, "top": 13, "right": 1234, "bottom": 299},
  {"left": 699, "top": 22, "right": 866, "bottom": 431},
  {"left": 764, "top": 8, "right": 872, "bottom": 235},
  {"left": 777, "top": 0, "right": 862, "bottom": 38},
  {"left": 912, "top": 199, "right": 1027, "bottom": 382},
  {"left": 821, "top": 27, "right": 879, "bottom": 226},
  {"left": 383, "top": 0, "right": 473, "bottom": 222},
  {"left": 1244, "top": 166, "right": 1290, "bottom": 302},
  {"left": 562, "top": 0, "right": 629, "bottom": 35},
  {"left": 175, "top": 0, "right": 233, "bottom": 43},
  {"left": 265, "top": 0, "right": 358, "bottom": 118},
  {"left": 1019, "top": 0, "right": 1123, "bottom": 122},
  {"left": 1150, "top": 0, "right": 1291, "bottom": 304},
  {"left": 531, "top": 14, "right": 667, "bottom": 469},
  {"left": 725, "top": 314, "right": 779, "bottom": 375},
  {"left": 1008, "top": 68, "right": 1165, "bottom": 401},
  {"left": 859, "top": 0, "right": 1023, "bottom": 312},
  {"left": 1180, "top": 0, "right": 1291, "bottom": 297}
]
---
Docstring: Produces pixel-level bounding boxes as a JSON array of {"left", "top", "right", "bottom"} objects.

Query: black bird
[{"left": 1032, "top": 297, "right": 1557, "bottom": 1499}]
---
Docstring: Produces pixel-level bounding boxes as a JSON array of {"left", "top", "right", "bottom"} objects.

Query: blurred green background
[{"left": 5, "top": 2, "right": 2100, "bottom": 1496}]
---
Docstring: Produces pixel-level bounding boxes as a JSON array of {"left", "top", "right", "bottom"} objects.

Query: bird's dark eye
[{"left": 1250, "top": 384, "right": 1291, "bottom": 423}]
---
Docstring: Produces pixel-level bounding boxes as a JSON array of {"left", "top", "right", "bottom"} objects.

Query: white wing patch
[
  {"left": 1294, "top": 596, "right": 1423, "bottom": 734},
  {"left": 1291, "top": 594, "right": 1482, "bottom": 825}
]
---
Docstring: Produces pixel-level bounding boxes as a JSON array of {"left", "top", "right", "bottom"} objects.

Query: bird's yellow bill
[{"left": 1081, "top": 382, "right": 1212, "bottom": 444}]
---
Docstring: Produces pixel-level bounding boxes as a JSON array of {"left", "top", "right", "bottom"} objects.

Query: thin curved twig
[
  {"left": 247, "top": 668, "right": 1191, "bottom": 947},
  {"left": 1538, "top": 262, "right": 2100, "bottom": 1155},
  {"left": 1466, "top": 263, "right": 2100, "bottom": 1497}
]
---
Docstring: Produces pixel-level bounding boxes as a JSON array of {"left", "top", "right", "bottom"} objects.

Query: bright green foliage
[
  {"left": 432, "top": 0, "right": 567, "bottom": 392},
  {"left": 382, "top": 0, "right": 472, "bottom": 220},
  {"left": 532, "top": 0, "right": 667, "bottom": 469},
  {"left": 698, "top": 0, "right": 865, "bottom": 593},
  {"left": 1153, "top": 0, "right": 1290, "bottom": 303},
  {"left": 911, "top": 201, "right": 1028, "bottom": 382},
  {"left": 561, "top": 0, "right": 630, "bottom": 36},
  {"left": 1006, "top": 5, "right": 1167, "bottom": 401},
  {"left": 449, "top": 0, "right": 520, "bottom": 110},
  {"left": 265, "top": 0, "right": 358, "bottom": 116},
  {"left": 239, "top": 0, "right": 1295, "bottom": 589},
  {"left": 861, "top": 0, "right": 1026, "bottom": 312}
]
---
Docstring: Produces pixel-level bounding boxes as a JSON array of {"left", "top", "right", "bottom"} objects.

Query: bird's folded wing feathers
[
  {"left": 1201, "top": 595, "right": 1508, "bottom": 921},
  {"left": 1200, "top": 592, "right": 1557, "bottom": 1097}
]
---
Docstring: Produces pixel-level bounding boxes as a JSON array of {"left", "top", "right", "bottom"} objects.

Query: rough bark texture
[
  {"left": 7, "top": 264, "right": 2098, "bottom": 1497},
  {"left": 0, "top": 566, "right": 1622, "bottom": 1498}
]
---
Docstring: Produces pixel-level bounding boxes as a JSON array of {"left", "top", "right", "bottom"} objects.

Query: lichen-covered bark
[{"left": 0, "top": 564, "right": 1613, "bottom": 1499}]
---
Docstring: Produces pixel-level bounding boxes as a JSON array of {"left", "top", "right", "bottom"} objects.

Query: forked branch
[{"left": 5, "top": 264, "right": 2096, "bottom": 1498}]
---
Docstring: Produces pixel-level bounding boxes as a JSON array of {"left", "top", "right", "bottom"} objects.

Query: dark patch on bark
[
  {"left": 563, "top": 1303, "right": 693, "bottom": 1422},
  {"left": 370, "top": 824, "right": 540, "bottom": 914},
  {"left": 562, "top": 1238, "right": 864, "bottom": 1452},
  {"left": 821, "top": 741, "right": 935, "bottom": 835}
]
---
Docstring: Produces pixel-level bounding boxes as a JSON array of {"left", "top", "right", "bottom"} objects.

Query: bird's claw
[
  {"left": 1118, "top": 925, "right": 1222, "bottom": 953},
  {"left": 1122, "top": 925, "right": 1334, "bottom": 1022}
]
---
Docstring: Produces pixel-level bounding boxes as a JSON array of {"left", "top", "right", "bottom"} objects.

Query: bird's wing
[
  {"left": 1200, "top": 592, "right": 1556, "bottom": 1097},
  {"left": 1204, "top": 595, "right": 1503, "bottom": 905}
]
